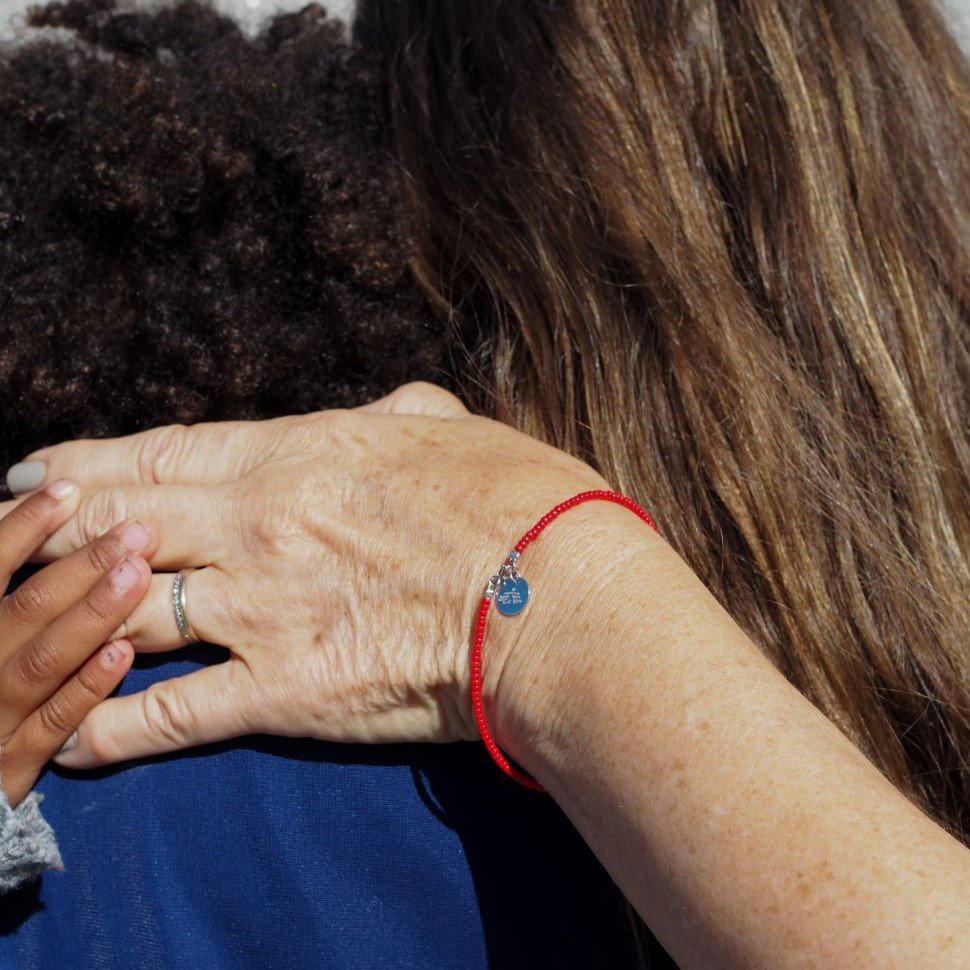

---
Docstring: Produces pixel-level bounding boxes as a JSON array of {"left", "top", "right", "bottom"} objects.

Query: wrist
[{"left": 472, "top": 498, "right": 669, "bottom": 784}]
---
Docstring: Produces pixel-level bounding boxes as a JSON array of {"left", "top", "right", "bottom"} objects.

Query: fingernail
[
  {"left": 100, "top": 638, "right": 132, "bottom": 670},
  {"left": 120, "top": 521, "right": 150, "bottom": 552},
  {"left": 110, "top": 557, "right": 141, "bottom": 592},
  {"left": 57, "top": 731, "right": 78, "bottom": 755},
  {"left": 6, "top": 460, "right": 47, "bottom": 494},
  {"left": 47, "top": 478, "right": 78, "bottom": 502},
  {"left": 53, "top": 732, "right": 85, "bottom": 768}
]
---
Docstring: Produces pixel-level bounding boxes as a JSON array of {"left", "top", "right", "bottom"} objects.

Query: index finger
[
  {"left": 0, "top": 480, "right": 81, "bottom": 588},
  {"left": 0, "top": 484, "right": 230, "bottom": 569},
  {"left": 6, "top": 419, "right": 278, "bottom": 493},
  {"left": 0, "top": 519, "right": 159, "bottom": 665}
]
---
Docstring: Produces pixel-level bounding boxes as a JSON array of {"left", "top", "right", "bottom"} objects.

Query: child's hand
[{"left": 0, "top": 479, "right": 155, "bottom": 805}]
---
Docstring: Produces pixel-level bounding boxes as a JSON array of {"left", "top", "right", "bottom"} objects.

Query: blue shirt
[{"left": 0, "top": 650, "right": 639, "bottom": 968}]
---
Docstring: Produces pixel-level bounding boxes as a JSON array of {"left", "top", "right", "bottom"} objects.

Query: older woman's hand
[{"left": 1, "top": 383, "right": 614, "bottom": 768}]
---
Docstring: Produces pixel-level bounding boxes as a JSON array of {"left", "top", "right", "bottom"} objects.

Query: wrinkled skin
[{"left": 1, "top": 382, "right": 610, "bottom": 769}]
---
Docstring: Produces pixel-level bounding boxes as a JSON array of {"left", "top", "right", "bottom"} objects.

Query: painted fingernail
[
  {"left": 120, "top": 521, "right": 150, "bottom": 552},
  {"left": 57, "top": 731, "right": 78, "bottom": 755},
  {"left": 110, "top": 557, "right": 141, "bottom": 592},
  {"left": 6, "top": 460, "right": 47, "bottom": 494},
  {"left": 47, "top": 478, "right": 78, "bottom": 502}
]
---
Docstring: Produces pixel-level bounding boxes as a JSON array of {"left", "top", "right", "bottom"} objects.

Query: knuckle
[
  {"left": 280, "top": 410, "right": 356, "bottom": 453},
  {"left": 81, "top": 585, "right": 115, "bottom": 625},
  {"left": 37, "top": 694, "right": 76, "bottom": 738},
  {"left": 17, "top": 638, "right": 60, "bottom": 688},
  {"left": 11, "top": 493, "right": 54, "bottom": 527},
  {"left": 74, "top": 659, "right": 107, "bottom": 701},
  {"left": 83, "top": 535, "right": 122, "bottom": 574},
  {"left": 76, "top": 491, "right": 127, "bottom": 544},
  {"left": 397, "top": 380, "right": 457, "bottom": 408},
  {"left": 84, "top": 723, "right": 122, "bottom": 765},
  {"left": 134, "top": 424, "right": 189, "bottom": 485},
  {"left": 400, "top": 379, "right": 445, "bottom": 399},
  {"left": 315, "top": 408, "right": 355, "bottom": 438},
  {"left": 5, "top": 580, "right": 56, "bottom": 626},
  {"left": 240, "top": 500, "right": 290, "bottom": 558},
  {"left": 141, "top": 682, "right": 193, "bottom": 747}
]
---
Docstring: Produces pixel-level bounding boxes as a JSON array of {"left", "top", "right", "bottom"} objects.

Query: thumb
[
  {"left": 355, "top": 381, "right": 471, "bottom": 418},
  {"left": 53, "top": 661, "right": 254, "bottom": 769}
]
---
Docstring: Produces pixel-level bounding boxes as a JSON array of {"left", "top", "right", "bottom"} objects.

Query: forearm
[{"left": 487, "top": 504, "right": 970, "bottom": 968}]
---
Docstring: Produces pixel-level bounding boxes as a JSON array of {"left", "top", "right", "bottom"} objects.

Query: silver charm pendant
[
  {"left": 496, "top": 576, "right": 529, "bottom": 616},
  {"left": 487, "top": 549, "right": 530, "bottom": 616}
]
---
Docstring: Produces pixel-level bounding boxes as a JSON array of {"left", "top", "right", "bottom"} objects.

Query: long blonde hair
[{"left": 360, "top": 0, "right": 970, "bottom": 959}]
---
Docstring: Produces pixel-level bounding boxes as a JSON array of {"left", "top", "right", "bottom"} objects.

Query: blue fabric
[{"left": 0, "top": 649, "right": 637, "bottom": 969}]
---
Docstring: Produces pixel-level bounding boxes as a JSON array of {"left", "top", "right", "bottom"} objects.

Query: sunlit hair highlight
[{"left": 360, "top": 1, "right": 970, "bottom": 956}]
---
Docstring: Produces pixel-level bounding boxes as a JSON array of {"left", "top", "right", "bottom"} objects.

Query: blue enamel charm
[{"left": 496, "top": 576, "right": 529, "bottom": 616}]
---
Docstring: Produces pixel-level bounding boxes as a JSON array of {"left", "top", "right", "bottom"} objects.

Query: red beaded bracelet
[{"left": 469, "top": 489, "right": 660, "bottom": 792}]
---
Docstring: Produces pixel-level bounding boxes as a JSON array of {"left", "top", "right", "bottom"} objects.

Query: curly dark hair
[
  {"left": 0, "top": 0, "right": 451, "bottom": 483},
  {"left": 0, "top": 7, "right": 651, "bottom": 965}
]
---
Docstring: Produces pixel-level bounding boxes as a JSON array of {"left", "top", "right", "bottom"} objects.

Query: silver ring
[{"left": 172, "top": 568, "right": 202, "bottom": 643}]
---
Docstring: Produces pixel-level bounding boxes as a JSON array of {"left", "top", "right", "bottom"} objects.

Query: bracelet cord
[{"left": 469, "top": 489, "right": 660, "bottom": 792}]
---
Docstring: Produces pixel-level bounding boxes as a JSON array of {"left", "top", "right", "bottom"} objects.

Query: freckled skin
[
  {"left": 18, "top": 384, "right": 611, "bottom": 759},
  {"left": 485, "top": 495, "right": 970, "bottom": 968},
  {"left": 12, "top": 382, "right": 970, "bottom": 967}
]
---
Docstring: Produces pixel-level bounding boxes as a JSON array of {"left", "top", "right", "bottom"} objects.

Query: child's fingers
[
  {"left": 0, "top": 518, "right": 158, "bottom": 664},
  {"left": 0, "top": 480, "right": 81, "bottom": 589},
  {"left": 0, "top": 556, "right": 150, "bottom": 737},
  {"left": 0, "top": 639, "right": 134, "bottom": 807}
]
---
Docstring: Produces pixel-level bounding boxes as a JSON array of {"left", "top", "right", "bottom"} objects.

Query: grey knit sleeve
[{"left": 0, "top": 785, "right": 62, "bottom": 894}]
